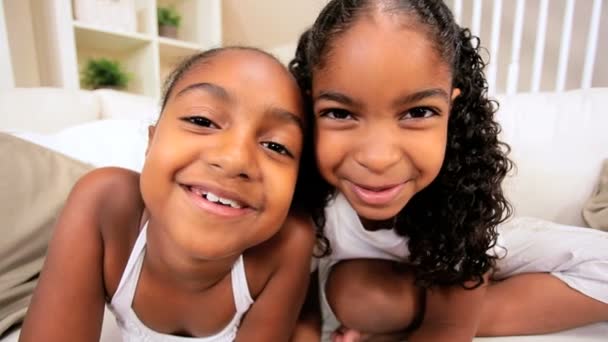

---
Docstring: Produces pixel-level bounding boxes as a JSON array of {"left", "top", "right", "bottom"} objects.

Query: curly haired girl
[{"left": 289, "top": 0, "right": 608, "bottom": 341}]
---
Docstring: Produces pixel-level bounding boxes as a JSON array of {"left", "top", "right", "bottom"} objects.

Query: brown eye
[
  {"left": 182, "top": 116, "right": 219, "bottom": 128},
  {"left": 403, "top": 107, "right": 437, "bottom": 119},
  {"left": 320, "top": 108, "right": 354, "bottom": 120},
  {"left": 261, "top": 141, "right": 293, "bottom": 158}
]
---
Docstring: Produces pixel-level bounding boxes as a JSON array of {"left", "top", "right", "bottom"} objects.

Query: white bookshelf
[{"left": 2, "top": 0, "right": 222, "bottom": 98}]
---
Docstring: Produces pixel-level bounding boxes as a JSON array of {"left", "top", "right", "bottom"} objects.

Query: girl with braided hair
[{"left": 289, "top": 0, "right": 608, "bottom": 341}]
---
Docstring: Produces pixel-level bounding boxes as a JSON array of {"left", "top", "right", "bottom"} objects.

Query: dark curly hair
[
  {"left": 160, "top": 47, "right": 332, "bottom": 256},
  {"left": 289, "top": 0, "right": 512, "bottom": 287}
]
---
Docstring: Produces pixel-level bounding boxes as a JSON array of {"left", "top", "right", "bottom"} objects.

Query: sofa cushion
[
  {"left": 583, "top": 160, "right": 608, "bottom": 230},
  {"left": 95, "top": 89, "right": 160, "bottom": 124},
  {"left": 496, "top": 88, "right": 608, "bottom": 226},
  {"left": 0, "top": 88, "right": 100, "bottom": 134},
  {"left": 0, "top": 133, "right": 93, "bottom": 335},
  {"left": 12, "top": 119, "right": 149, "bottom": 172}
]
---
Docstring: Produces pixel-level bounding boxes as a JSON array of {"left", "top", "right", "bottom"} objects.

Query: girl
[
  {"left": 289, "top": 0, "right": 608, "bottom": 341},
  {"left": 20, "top": 47, "right": 329, "bottom": 341}
]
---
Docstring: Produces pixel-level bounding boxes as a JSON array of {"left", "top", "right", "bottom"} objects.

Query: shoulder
[
  {"left": 274, "top": 212, "right": 316, "bottom": 257},
  {"left": 71, "top": 167, "right": 143, "bottom": 225},
  {"left": 70, "top": 167, "right": 145, "bottom": 296},
  {"left": 245, "top": 212, "right": 316, "bottom": 281}
]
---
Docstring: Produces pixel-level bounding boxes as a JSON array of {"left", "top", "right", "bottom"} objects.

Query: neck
[
  {"left": 359, "top": 216, "right": 397, "bottom": 232},
  {"left": 143, "top": 220, "right": 238, "bottom": 292}
]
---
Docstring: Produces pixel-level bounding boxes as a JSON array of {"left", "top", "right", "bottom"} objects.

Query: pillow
[
  {"left": 583, "top": 160, "right": 608, "bottom": 231},
  {"left": 0, "top": 88, "right": 100, "bottom": 134},
  {"left": 12, "top": 119, "right": 149, "bottom": 172},
  {"left": 0, "top": 133, "right": 94, "bottom": 335},
  {"left": 95, "top": 89, "right": 160, "bottom": 123}
]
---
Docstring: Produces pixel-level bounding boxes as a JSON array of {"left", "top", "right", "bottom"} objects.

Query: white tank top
[
  {"left": 318, "top": 192, "right": 505, "bottom": 268},
  {"left": 323, "top": 193, "right": 410, "bottom": 264},
  {"left": 108, "top": 223, "right": 253, "bottom": 342}
]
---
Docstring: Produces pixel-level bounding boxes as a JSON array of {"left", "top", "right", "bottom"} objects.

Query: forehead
[
  {"left": 313, "top": 14, "right": 452, "bottom": 94},
  {"left": 169, "top": 50, "right": 303, "bottom": 112}
]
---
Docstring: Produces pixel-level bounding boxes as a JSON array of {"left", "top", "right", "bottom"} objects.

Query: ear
[
  {"left": 451, "top": 88, "right": 461, "bottom": 101},
  {"left": 146, "top": 125, "right": 156, "bottom": 156}
]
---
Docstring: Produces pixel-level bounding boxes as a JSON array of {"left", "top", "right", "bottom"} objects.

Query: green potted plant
[
  {"left": 157, "top": 6, "right": 181, "bottom": 38},
  {"left": 80, "top": 58, "right": 130, "bottom": 90}
]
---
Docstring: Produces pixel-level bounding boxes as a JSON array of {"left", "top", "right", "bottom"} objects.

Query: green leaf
[{"left": 80, "top": 58, "right": 131, "bottom": 90}]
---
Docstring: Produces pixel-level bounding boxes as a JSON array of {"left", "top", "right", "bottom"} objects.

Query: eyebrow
[
  {"left": 265, "top": 107, "right": 305, "bottom": 131},
  {"left": 314, "top": 91, "right": 361, "bottom": 107},
  {"left": 314, "top": 88, "right": 450, "bottom": 108},
  {"left": 392, "top": 88, "right": 450, "bottom": 107},
  {"left": 175, "top": 82, "right": 232, "bottom": 102}
]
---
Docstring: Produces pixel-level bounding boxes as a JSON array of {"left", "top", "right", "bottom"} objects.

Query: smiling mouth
[
  {"left": 182, "top": 185, "right": 253, "bottom": 217},
  {"left": 348, "top": 181, "right": 407, "bottom": 206},
  {"left": 188, "top": 186, "right": 245, "bottom": 209}
]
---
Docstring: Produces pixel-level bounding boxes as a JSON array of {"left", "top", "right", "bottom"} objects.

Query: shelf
[
  {"left": 73, "top": 20, "right": 152, "bottom": 52},
  {"left": 158, "top": 37, "right": 202, "bottom": 59}
]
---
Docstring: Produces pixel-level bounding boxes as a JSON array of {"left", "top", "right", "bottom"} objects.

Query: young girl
[
  {"left": 289, "top": 0, "right": 608, "bottom": 341},
  {"left": 19, "top": 47, "right": 329, "bottom": 341}
]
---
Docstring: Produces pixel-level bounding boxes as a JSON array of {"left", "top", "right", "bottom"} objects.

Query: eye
[
  {"left": 182, "top": 116, "right": 219, "bottom": 128},
  {"left": 319, "top": 108, "right": 354, "bottom": 120},
  {"left": 402, "top": 107, "right": 438, "bottom": 119},
  {"left": 261, "top": 141, "right": 293, "bottom": 158}
]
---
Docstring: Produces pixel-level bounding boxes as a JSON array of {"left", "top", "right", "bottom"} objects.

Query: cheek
[
  {"left": 411, "top": 129, "right": 448, "bottom": 182},
  {"left": 314, "top": 128, "right": 345, "bottom": 181},
  {"left": 266, "top": 165, "right": 299, "bottom": 207}
]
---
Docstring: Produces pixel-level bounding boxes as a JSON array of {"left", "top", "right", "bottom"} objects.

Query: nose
[
  {"left": 204, "top": 130, "right": 261, "bottom": 181},
  {"left": 354, "top": 129, "right": 402, "bottom": 174}
]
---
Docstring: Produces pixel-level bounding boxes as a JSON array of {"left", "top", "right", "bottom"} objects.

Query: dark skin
[
  {"left": 293, "top": 11, "right": 486, "bottom": 342},
  {"left": 20, "top": 50, "right": 317, "bottom": 341}
]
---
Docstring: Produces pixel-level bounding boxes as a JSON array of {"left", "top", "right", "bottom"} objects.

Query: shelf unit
[{"left": 3, "top": 0, "right": 222, "bottom": 98}]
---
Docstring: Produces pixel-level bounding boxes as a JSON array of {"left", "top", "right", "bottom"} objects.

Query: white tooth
[
  {"left": 218, "top": 197, "right": 231, "bottom": 205},
  {"left": 229, "top": 201, "right": 242, "bottom": 209},
  {"left": 206, "top": 192, "right": 219, "bottom": 202}
]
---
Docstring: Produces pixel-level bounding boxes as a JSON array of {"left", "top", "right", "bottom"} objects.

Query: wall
[
  {"left": 222, "top": 0, "right": 328, "bottom": 64},
  {"left": 3, "top": 0, "right": 41, "bottom": 87},
  {"left": 0, "top": 1, "right": 14, "bottom": 89},
  {"left": 222, "top": 0, "right": 608, "bottom": 93}
]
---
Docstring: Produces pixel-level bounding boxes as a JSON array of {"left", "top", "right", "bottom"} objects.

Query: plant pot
[{"left": 159, "top": 25, "right": 177, "bottom": 39}]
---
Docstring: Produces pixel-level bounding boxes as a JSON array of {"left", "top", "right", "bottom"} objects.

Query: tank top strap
[
  {"left": 110, "top": 223, "right": 148, "bottom": 313},
  {"left": 230, "top": 254, "right": 253, "bottom": 312}
]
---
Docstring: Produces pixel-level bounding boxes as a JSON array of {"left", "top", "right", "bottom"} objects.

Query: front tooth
[{"left": 206, "top": 192, "right": 219, "bottom": 202}]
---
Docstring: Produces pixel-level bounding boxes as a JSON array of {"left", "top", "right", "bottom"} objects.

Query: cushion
[
  {"left": 0, "top": 88, "right": 100, "bottom": 134},
  {"left": 496, "top": 88, "right": 608, "bottom": 226},
  {"left": 12, "top": 119, "right": 149, "bottom": 172},
  {"left": 583, "top": 160, "right": 608, "bottom": 231},
  {"left": 0, "top": 133, "right": 93, "bottom": 335},
  {"left": 95, "top": 89, "right": 160, "bottom": 124}
]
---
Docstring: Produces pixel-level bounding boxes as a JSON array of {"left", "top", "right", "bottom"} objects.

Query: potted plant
[
  {"left": 157, "top": 6, "right": 181, "bottom": 38},
  {"left": 80, "top": 58, "right": 130, "bottom": 90}
]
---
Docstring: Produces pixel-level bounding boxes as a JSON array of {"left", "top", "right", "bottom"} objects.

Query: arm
[
  {"left": 291, "top": 271, "right": 322, "bottom": 342},
  {"left": 407, "top": 274, "right": 490, "bottom": 342},
  {"left": 236, "top": 215, "right": 316, "bottom": 342},
  {"left": 19, "top": 171, "right": 108, "bottom": 341},
  {"left": 19, "top": 168, "right": 141, "bottom": 341}
]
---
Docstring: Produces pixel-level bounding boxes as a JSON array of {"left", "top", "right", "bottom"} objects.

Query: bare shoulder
[
  {"left": 268, "top": 212, "right": 316, "bottom": 257},
  {"left": 244, "top": 212, "right": 316, "bottom": 292},
  {"left": 71, "top": 167, "right": 144, "bottom": 229}
]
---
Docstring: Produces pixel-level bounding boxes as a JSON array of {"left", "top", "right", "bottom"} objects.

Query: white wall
[
  {"left": 222, "top": 0, "right": 608, "bottom": 93},
  {"left": 3, "top": 0, "right": 41, "bottom": 87},
  {"left": 0, "top": 0, "right": 14, "bottom": 89}
]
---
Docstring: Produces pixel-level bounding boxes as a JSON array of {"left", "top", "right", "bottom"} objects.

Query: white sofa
[{"left": 0, "top": 87, "right": 607, "bottom": 341}]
